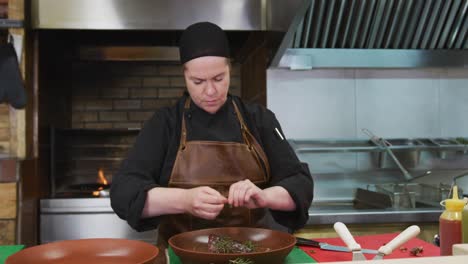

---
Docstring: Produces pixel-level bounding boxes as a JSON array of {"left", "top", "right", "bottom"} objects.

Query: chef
[{"left": 110, "top": 21, "right": 313, "bottom": 258}]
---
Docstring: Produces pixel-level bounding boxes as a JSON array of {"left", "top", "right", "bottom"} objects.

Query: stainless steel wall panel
[
  {"left": 355, "top": 69, "right": 440, "bottom": 138},
  {"left": 439, "top": 69, "right": 468, "bottom": 137},
  {"left": 267, "top": 68, "right": 356, "bottom": 139},
  {"left": 267, "top": 67, "right": 468, "bottom": 139}
]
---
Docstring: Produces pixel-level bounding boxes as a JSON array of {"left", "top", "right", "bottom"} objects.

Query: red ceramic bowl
[
  {"left": 6, "top": 238, "right": 159, "bottom": 264},
  {"left": 169, "top": 227, "right": 296, "bottom": 264}
]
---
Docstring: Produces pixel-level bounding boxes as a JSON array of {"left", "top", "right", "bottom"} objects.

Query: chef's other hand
[
  {"left": 184, "top": 186, "right": 227, "bottom": 220},
  {"left": 228, "top": 179, "right": 268, "bottom": 209}
]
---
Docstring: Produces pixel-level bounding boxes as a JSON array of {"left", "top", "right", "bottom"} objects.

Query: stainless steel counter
[
  {"left": 301, "top": 168, "right": 468, "bottom": 226},
  {"left": 40, "top": 198, "right": 157, "bottom": 244},
  {"left": 307, "top": 206, "right": 441, "bottom": 225}
]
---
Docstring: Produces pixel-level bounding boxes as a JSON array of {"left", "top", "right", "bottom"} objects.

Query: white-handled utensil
[
  {"left": 334, "top": 222, "right": 367, "bottom": 261},
  {"left": 373, "top": 225, "right": 421, "bottom": 260}
]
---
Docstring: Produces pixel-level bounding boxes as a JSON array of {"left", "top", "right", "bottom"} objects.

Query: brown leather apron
[{"left": 156, "top": 98, "right": 270, "bottom": 263}]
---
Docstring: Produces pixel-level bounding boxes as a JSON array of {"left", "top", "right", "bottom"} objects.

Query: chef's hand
[
  {"left": 228, "top": 179, "right": 268, "bottom": 209},
  {"left": 184, "top": 186, "right": 227, "bottom": 220}
]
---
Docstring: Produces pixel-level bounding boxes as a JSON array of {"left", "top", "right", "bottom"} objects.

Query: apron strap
[
  {"left": 232, "top": 100, "right": 271, "bottom": 180},
  {"left": 179, "top": 98, "right": 191, "bottom": 150}
]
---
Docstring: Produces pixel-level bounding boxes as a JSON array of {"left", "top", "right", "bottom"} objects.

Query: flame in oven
[
  {"left": 93, "top": 168, "right": 109, "bottom": 197},
  {"left": 98, "top": 168, "right": 109, "bottom": 185}
]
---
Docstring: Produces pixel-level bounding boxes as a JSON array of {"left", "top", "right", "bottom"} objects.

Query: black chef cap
[{"left": 179, "top": 22, "right": 230, "bottom": 64}]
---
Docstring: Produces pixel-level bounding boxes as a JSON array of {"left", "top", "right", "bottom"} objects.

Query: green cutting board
[
  {"left": 0, "top": 245, "right": 24, "bottom": 264},
  {"left": 168, "top": 246, "right": 316, "bottom": 264}
]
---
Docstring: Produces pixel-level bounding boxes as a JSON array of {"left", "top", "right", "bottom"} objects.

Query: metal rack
[{"left": 289, "top": 137, "right": 468, "bottom": 153}]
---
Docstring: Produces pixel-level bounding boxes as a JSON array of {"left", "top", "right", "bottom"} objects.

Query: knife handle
[
  {"left": 377, "top": 225, "right": 420, "bottom": 256},
  {"left": 295, "top": 237, "right": 321, "bottom": 247},
  {"left": 334, "top": 222, "right": 362, "bottom": 251}
]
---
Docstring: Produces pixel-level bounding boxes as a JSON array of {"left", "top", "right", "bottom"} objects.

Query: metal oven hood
[
  {"left": 271, "top": 0, "right": 468, "bottom": 69},
  {"left": 31, "top": 0, "right": 263, "bottom": 30},
  {"left": 30, "top": 0, "right": 307, "bottom": 61},
  {"left": 31, "top": 0, "right": 302, "bottom": 31}
]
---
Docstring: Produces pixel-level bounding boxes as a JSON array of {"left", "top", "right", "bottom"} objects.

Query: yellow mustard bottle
[{"left": 439, "top": 185, "right": 465, "bottom": 256}]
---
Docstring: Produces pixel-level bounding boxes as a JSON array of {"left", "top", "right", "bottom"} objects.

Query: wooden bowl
[
  {"left": 6, "top": 238, "right": 159, "bottom": 264},
  {"left": 169, "top": 227, "right": 296, "bottom": 264}
]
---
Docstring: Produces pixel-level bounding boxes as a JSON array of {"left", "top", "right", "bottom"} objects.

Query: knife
[{"left": 296, "top": 237, "right": 379, "bottom": 254}]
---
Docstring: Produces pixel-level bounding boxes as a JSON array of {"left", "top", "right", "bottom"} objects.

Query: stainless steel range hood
[
  {"left": 30, "top": 0, "right": 306, "bottom": 61},
  {"left": 31, "top": 0, "right": 264, "bottom": 30},
  {"left": 31, "top": 0, "right": 303, "bottom": 31},
  {"left": 271, "top": 0, "right": 468, "bottom": 69}
]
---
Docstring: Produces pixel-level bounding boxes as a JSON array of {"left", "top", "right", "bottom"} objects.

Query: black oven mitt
[{"left": 0, "top": 43, "right": 27, "bottom": 109}]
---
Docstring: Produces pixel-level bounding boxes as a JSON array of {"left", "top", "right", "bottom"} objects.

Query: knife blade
[{"left": 296, "top": 237, "right": 379, "bottom": 254}]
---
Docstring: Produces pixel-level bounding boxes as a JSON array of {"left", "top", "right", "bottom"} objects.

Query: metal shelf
[{"left": 289, "top": 137, "right": 468, "bottom": 153}]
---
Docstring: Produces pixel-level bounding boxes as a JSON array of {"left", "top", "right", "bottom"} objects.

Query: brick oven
[{"left": 37, "top": 30, "right": 245, "bottom": 244}]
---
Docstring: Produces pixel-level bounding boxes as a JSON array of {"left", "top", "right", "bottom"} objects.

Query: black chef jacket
[{"left": 110, "top": 93, "right": 314, "bottom": 233}]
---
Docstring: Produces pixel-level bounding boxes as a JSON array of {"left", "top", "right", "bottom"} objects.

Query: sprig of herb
[
  {"left": 229, "top": 257, "right": 254, "bottom": 264},
  {"left": 211, "top": 236, "right": 255, "bottom": 253}
]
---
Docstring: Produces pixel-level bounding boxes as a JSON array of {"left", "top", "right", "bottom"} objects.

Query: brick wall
[
  {"left": 71, "top": 62, "right": 241, "bottom": 129},
  {"left": 0, "top": 104, "right": 10, "bottom": 154}
]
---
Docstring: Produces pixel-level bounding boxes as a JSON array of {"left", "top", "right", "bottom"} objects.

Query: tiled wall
[
  {"left": 267, "top": 68, "right": 468, "bottom": 139},
  {"left": 71, "top": 62, "right": 241, "bottom": 129}
]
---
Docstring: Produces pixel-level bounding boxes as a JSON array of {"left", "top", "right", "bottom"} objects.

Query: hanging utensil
[
  {"left": 362, "top": 128, "right": 413, "bottom": 181},
  {"left": 372, "top": 225, "right": 421, "bottom": 260},
  {"left": 0, "top": 40, "right": 26, "bottom": 109},
  {"left": 334, "top": 222, "right": 367, "bottom": 261}
]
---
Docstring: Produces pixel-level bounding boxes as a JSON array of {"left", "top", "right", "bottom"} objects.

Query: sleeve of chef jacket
[
  {"left": 110, "top": 111, "right": 169, "bottom": 231},
  {"left": 254, "top": 106, "right": 314, "bottom": 231}
]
